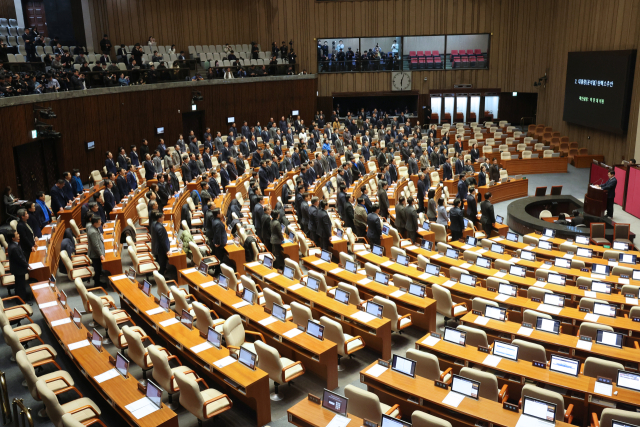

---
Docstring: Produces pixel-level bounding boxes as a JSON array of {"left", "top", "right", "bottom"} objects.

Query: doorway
[
  {"left": 14, "top": 139, "right": 59, "bottom": 201},
  {"left": 23, "top": 1, "right": 48, "bottom": 36},
  {"left": 182, "top": 111, "right": 204, "bottom": 142}
]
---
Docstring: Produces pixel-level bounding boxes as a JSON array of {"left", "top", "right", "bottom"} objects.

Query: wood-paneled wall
[
  {"left": 0, "top": 0, "right": 16, "bottom": 20},
  {"left": 0, "top": 78, "right": 317, "bottom": 197}
]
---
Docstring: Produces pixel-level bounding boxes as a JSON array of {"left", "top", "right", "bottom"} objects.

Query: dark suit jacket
[
  {"left": 466, "top": 194, "right": 478, "bottom": 218},
  {"left": 449, "top": 207, "right": 465, "bottom": 234},
  {"left": 366, "top": 213, "right": 382, "bottom": 240},
  {"left": 344, "top": 202, "right": 355, "bottom": 229},
  {"left": 395, "top": 203, "right": 406, "bottom": 229},
  {"left": 7, "top": 242, "right": 29, "bottom": 276},
  {"left": 181, "top": 163, "right": 192, "bottom": 183},
  {"left": 443, "top": 162, "right": 453, "bottom": 181},
  {"left": 317, "top": 209, "right": 332, "bottom": 239},
  {"left": 16, "top": 220, "right": 35, "bottom": 255},
  {"left": 457, "top": 179, "right": 468, "bottom": 201},
  {"left": 143, "top": 160, "right": 155, "bottom": 180},
  {"left": 455, "top": 159, "right": 464, "bottom": 176},
  {"left": 405, "top": 206, "right": 418, "bottom": 232},
  {"left": 103, "top": 188, "right": 115, "bottom": 214},
  {"left": 489, "top": 165, "right": 501, "bottom": 182},
  {"left": 601, "top": 177, "right": 617, "bottom": 199},
  {"left": 480, "top": 200, "right": 495, "bottom": 227},
  {"left": 116, "top": 175, "right": 130, "bottom": 199},
  {"left": 478, "top": 171, "right": 487, "bottom": 187}
]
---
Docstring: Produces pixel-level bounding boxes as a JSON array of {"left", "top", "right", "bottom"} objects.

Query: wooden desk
[
  {"left": 301, "top": 255, "right": 437, "bottom": 331},
  {"left": 180, "top": 268, "right": 339, "bottom": 389},
  {"left": 573, "top": 155, "right": 605, "bottom": 168},
  {"left": 244, "top": 262, "right": 392, "bottom": 359},
  {"left": 519, "top": 233, "right": 640, "bottom": 258},
  {"left": 57, "top": 184, "right": 105, "bottom": 225},
  {"left": 477, "top": 178, "right": 528, "bottom": 204},
  {"left": 30, "top": 282, "right": 178, "bottom": 427},
  {"left": 109, "top": 275, "right": 272, "bottom": 426},
  {"left": 360, "top": 360, "right": 573, "bottom": 427},
  {"left": 499, "top": 157, "right": 569, "bottom": 175},
  {"left": 28, "top": 219, "right": 65, "bottom": 282},
  {"left": 288, "top": 399, "right": 364, "bottom": 427}
]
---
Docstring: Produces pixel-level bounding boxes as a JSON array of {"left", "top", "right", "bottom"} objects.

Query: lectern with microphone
[{"left": 584, "top": 185, "right": 607, "bottom": 217}]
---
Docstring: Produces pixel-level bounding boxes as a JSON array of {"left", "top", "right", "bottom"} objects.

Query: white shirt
[
  {"left": 337, "top": 43, "right": 344, "bottom": 52},
  {"left": 299, "top": 132, "right": 307, "bottom": 143},
  {"left": 224, "top": 72, "right": 234, "bottom": 80},
  {"left": 391, "top": 43, "right": 399, "bottom": 53}
]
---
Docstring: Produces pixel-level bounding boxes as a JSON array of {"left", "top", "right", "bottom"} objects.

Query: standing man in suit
[
  {"left": 316, "top": 201, "right": 332, "bottom": 251},
  {"left": 16, "top": 209, "right": 36, "bottom": 257},
  {"left": 116, "top": 168, "right": 130, "bottom": 199},
  {"left": 404, "top": 197, "right": 418, "bottom": 242},
  {"left": 449, "top": 199, "right": 465, "bottom": 242},
  {"left": 35, "top": 191, "right": 53, "bottom": 225},
  {"left": 153, "top": 211, "right": 170, "bottom": 275},
  {"left": 143, "top": 154, "right": 156, "bottom": 180},
  {"left": 480, "top": 192, "right": 496, "bottom": 237},
  {"left": 105, "top": 151, "right": 117, "bottom": 175},
  {"left": 307, "top": 196, "right": 319, "bottom": 245},
  {"left": 443, "top": 157, "right": 453, "bottom": 181},
  {"left": 103, "top": 180, "right": 116, "bottom": 217},
  {"left": 456, "top": 174, "right": 468, "bottom": 202},
  {"left": 489, "top": 158, "right": 501, "bottom": 183},
  {"left": 408, "top": 152, "right": 419, "bottom": 175},
  {"left": 598, "top": 170, "right": 617, "bottom": 218},
  {"left": 416, "top": 172, "right": 426, "bottom": 213},
  {"left": 455, "top": 153, "right": 464, "bottom": 176},
  {"left": 344, "top": 193, "right": 355, "bottom": 230},
  {"left": 117, "top": 148, "right": 129, "bottom": 171},
  {"left": 366, "top": 204, "right": 382, "bottom": 246},
  {"left": 395, "top": 196, "right": 407, "bottom": 238},
  {"left": 466, "top": 187, "right": 478, "bottom": 226},
  {"left": 6, "top": 230, "right": 31, "bottom": 302},
  {"left": 270, "top": 210, "right": 285, "bottom": 270},
  {"left": 87, "top": 215, "right": 104, "bottom": 286}
]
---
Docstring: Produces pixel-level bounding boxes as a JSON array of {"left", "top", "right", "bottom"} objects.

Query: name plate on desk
[
  {"left": 579, "top": 307, "right": 590, "bottom": 313},
  {"left": 363, "top": 420, "right": 378, "bottom": 427},
  {"left": 522, "top": 322, "right": 533, "bottom": 329},
  {"left": 624, "top": 293, "right": 636, "bottom": 298},
  {"left": 503, "top": 402, "right": 519, "bottom": 413},
  {"left": 579, "top": 335, "right": 593, "bottom": 342},
  {"left": 434, "top": 380, "right": 449, "bottom": 390},
  {"left": 430, "top": 332, "right": 442, "bottom": 339},
  {"left": 477, "top": 345, "right": 490, "bottom": 354},
  {"left": 472, "top": 310, "right": 483, "bottom": 316},
  {"left": 378, "top": 359, "right": 390, "bottom": 368},
  {"left": 532, "top": 360, "right": 546, "bottom": 369},
  {"left": 633, "top": 317, "right": 640, "bottom": 323},
  {"left": 598, "top": 376, "right": 613, "bottom": 385},
  {"left": 307, "top": 393, "right": 321, "bottom": 404},
  {"left": 487, "top": 287, "right": 496, "bottom": 293},
  {"left": 578, "top": 286, "right": 589, "bottom": 290},
  {"left": 530, "top": 297, "right": 541, "bottom": 303}
]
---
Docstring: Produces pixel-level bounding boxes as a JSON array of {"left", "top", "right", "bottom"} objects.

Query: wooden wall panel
[
  {"left": 0, "top": 79, "right": 316, "bottom": 197},
  {"left": 0, "top": 0, "right": 16, "bottom": 21}
]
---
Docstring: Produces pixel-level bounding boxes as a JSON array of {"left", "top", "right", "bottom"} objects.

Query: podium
[{"left": 584, "top": 185, "right": 607, "bottom": 217}]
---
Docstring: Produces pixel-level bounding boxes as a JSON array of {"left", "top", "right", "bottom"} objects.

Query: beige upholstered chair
[
  {"left": 74, "top": 278, "right": 115, "bottom": 326},
  {"left": 522, "top": 309, "right": 553, "bottom": 327},
  {"left": 344, "top": 384, "right": 400, "bottom": 423},
  {"left": 406, "top": 349, "right": 451, "bottom": 383},
  {"left": 579, "top": 297, "right": 607, "bottom": 312},
  {"left": 307, "top": 270, "right": 336, "bottom": 294},
  {"left": 221, "top": 263, "right": 242, "bottom": 292},
  {"left": 192, "top": 301, "right": 224, "bottom": 336},
  {"left": 592, "top": 408, "right": 640, "bottom": 427},
  {"left": 0, "top": 295, "right": 35, "bottom": 326},
  {"left": 521, "top": 384, "right": 573, "bottom": 423},
  {"left": 87, "top": 292, "right": 130, "bottom": 344},
  {"left": 512, "top": 338, "right": 547, "bottom": 363},
  {"left": 128, "top": 246, "right": 159, "bottom": 278},
  {"left": 365, "top": 262, "right": 382, "bottom": 278},
  {"left": 284, "top": 258, "right": 304, "bottom": 281},
  {"left": 223, "top": 314, "right": 265, "bottom": 356},
  {"left": 3, "top": 324, "right": 61, "bottom": 370},
  {"left": 255, "top": 340, "right": 305, "bottom": 401},
  {"left": 0, "top": 307, "right": 41, "bottom": 346},
  {"left": 432, "top": 284, "right": 468, "bottom": 327},
  {"left": 460, "top": 367, "right": 508, "bottom": 402},
  {"left": 36, "top": 380, "right": 104, "bottom": 427},
  {"left": 122, "top": 325, "right": 154, "bottom": 385},
  {"left": 171, "top": 285, "right": 196, "bottom": 317},
  {"left": 153, "top": 270, "right": 187, "bottom": 304},
  {"left": 60, "top": 251, "right": 94, "bottom": 281},
  {"left": 320, "top": 316, "right": 364, "bottom": 370},
  {"left": 471, "top": 297, "right": 498, "bottom": 313},
  {"left": 582, "top": 357, "right": 624, "bottom": 379},
  {"left": 412, "top": 411, "right": 453, "bottom": 427},
  {"left": 431, "top": 223, "right": 447, "bottom": 243},
  {"left": 457, "top": 325, "right": 489, "bottom": 348},
  {"left": 290, "top": 301, "right": 312, "bottom": 327},
  {"left": 148, "top": 344, "right": 197, "bottom": 410},
  {"left": 241, "top": 275, "right": 265, "bottom": 305},
  {"left": 372, "top": 296, "right": 412, "bottom": 333},
  {"left": 103, "top": 307, "right": 148, "bottom": 355},
  {"left": 578, "top": 322, "right": 613, "bottom": 341},
  {"left": 126, "top": 235, "right": 150, "bottom": 253},
  {"left": 527, "top": 286, "right": 551, "bottom": 300},
  {"left": 263, "top": 288, "right": 292, "bottom": 320},
  {"left": 174, "top": 370, "right": 232, "bottom": 425}
]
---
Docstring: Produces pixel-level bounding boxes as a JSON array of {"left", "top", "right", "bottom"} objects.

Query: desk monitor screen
[
  {"left": 613, "top": 242, "right": 630, "bottom": 251},
  {"left": 142, "top": 279, "right": 152, "bottom": 296},
  {"left": 612, "top": 421, "right": 640, "bottom": 427},
  {"left": 591, "top": 281, "right": 612, "bottom": 294},
  {"left": 522, "top": 396, "right": 557, "bottom": 423},
  {"left": 409, "top": 283, "right": 426, "bottom": 298},
  {"left": 382, "top": 225, "right": 390, "bottom": 235},
  {"left": 539, "top": 240, "right": 553, "bottom": 250},
  {"left": 421, "top": 239, "right": 433, "bottom": 251},
  {"left": 544, "top": 229, "right": 556, "bottom": 238},
  {"left": 617, "top": 370, "right": 640, "bottom": 392},
  {"left": 465, "top": 236, "right": 478, "bottom": 246},
  {"left": 391, "top": 354, "right": 417, "bottom": 378},
  {"left": 485, "top": 306, "right": 507, "bottom": 322},
  {"left": 283, "top": 266, "right": 294, "bottom": 280},
  {"left": 634, "top": 270, "right": 640, "bottom": 281},
  {"left": 493, "top": 340, "right": 519, "bottom": 361},
  {"left": 321, "top": 250, "right": 333, "bottom": 263},
  {"left": 554, "top": 258, "right": 571, "bottom": 269},
  {"left": 496, "top": 215, "right": 504, "bottom": 225},
  {"left": 322, "top": 389, "right": 348, "bottom": 416},
  {"left": 445, "top": 248, "right": 459, "bottom": 259},
  {"left": 509, "top": 265, "right": 526, "bottom": 278},
  {"left": 306, "top": 276, "right": 320, "bottom": 292},
  {"left": 425, "top": 264, "right": 440, "bottom": 276},
  {"left": 218, "top": 274, "right": 229, "bottom": 289},
  {"left": 207, "top": 327, "right": 222, "bottom": 349},
  {"left": 227, "top": 117, "right": 235, "bottom": 124},
  {"left": 72, "top": 307, "right": 82, "bottom": 329},
  {"left": 544, "top": 293, "right": 565, "bottom": 307},
  {"left": 521, "top": 250, "right": 536, "bottom": 261},
  {"left": 594, "top": 302, "right": 617, "bottom": 318},
  {"left": 272, "top": 303, "right": 287, "bottom": 322},
  {"left": 146, "top": 380, "right": 163, "bottom": 408},
  {"left": 372, "top": 245, "right": 384, "bottom": 257},
  {"left": 422, "top": 221, "right": 431, "bottom": 231},
  {"left": 59, "top": 290, "right": 67, "bottom": 308},
  {"left": 620, "top": 253, "right": 637, "bottom": 265},
  {"left": 451, "top": 374, "right": 480, "bottom": 399},
  {"left": 366, "top": 301, "right": 383, "bottom": 319},
  {"left": 549, "top": 354, "right": 580, "bottom": 376},
  {"left": 262, "top": 255, "right": 273, "bottom": 269},
  {"left": 306, "top": 320, "right": 325, "bottom": 340},
  {"left": 242, "top": 288, "right": 255, "bottom": 305},
  {"left": 596, "top": 330, "right": 623, "bottom": 348},
  {"left": 126, "top": 267, "right": 136, "bottom": 282},
  {"left": 443, "top": 326, "right": 466, "bottom": 346},
  {"left": 491, "top": 243, "right": 505, "bottom": 254},
  {"left": 459, "top": 273, "right": 476, "bottom": 287},
  {"left": 180, "top": 309, "right": 194, "bottom": 329},
  {"left": 575, "top": 235, "right": 590, "bottom": 245},
  {"left": 592, "top": 264, "right": 611, "bottom": 276},
  {"left": 476, "top": 256, "right": 491, "bottom": 269},
  {"left": 396, "top": 254, "right": 409, "bottom": 266},
  {"left": 576, "top": 247, "right": 593, "bottom": 258},
  {"left": 334, "top": 289, "right": 350, "bottom": 305},
  {"left": 505, "top": 232, "right": 518, "bottom": 243},
  {"left": 116, "top": 352, "right": 129, "bottom": 378},
  {"left": 463, "top": 218, "right": 469, "bottom": 229},
  {"left": 238, "top": 347, "right": 257, "bottom": 370},
  {"left": 381, "top": 415, "right": 411, "bottom": 427},
  {"left": 499, "top": 283, "right": 517, "bottom": 297},
  {"left": 536, "top": 317, "right": 560, "bottom": 334},
  {"left": 159, "top": 294, "right": 170, "bottom": 311},
  {"left": 374, "top": 272, "right": 389, "bottom": 285},
  {"left": 548, "top": 273, "right": 566, "bottom": 286},
  {"left": 344, "top": 260, "right": 357, "bottom": 273},
  {"left": 335, "top": 229, "right": 343, "bottom": 239},
  {"left": 199, "top": 260, "right": 208, "bottom": 275},
  {"left": 91, "top": 329, "right": 102, "bottom": 352}
]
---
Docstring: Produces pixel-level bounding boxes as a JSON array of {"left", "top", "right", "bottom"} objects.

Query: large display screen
[{"left": 563, "top": 50, "right": 636, "bottom": 134}]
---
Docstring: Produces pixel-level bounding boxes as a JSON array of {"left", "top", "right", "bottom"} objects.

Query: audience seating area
[{"left": 407, "top": 49, "right": 487, "bottom": 69}]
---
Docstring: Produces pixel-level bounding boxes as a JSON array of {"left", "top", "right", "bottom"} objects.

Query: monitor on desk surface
[
  {"left": 334, "top": 288, "right": 350, "bottom": 305},
  {"left": 506, "top": 232, "right": 518, "bottom": 242},
  {"left": 345, "top": 260, "right": 357, "bottom": 273},
  {"left": 306, "top": 320, "right": 325, "bottom": 340},
  {"left": 465, "top": 236, "right": 477, "bottom": 246},
  {"left": 592, "top": 264, "right": 611, "bottom": 276},
  {"left": 536, "top": 317, "right": 560, "bottom": 334},
  {"left": 485, "top": 305, "right": 506, "bottom": 321},
  {"left": 547, "top": 272, "right": 566, "bottom": 286},
  {"left": 372, "top": 244, "right": 384, "bottom": 257},
  {"left": 409, "top": 283, "right": 425, "bottom": 298},
  {"left": 459, "top": 273, "right": 476, "bottom": 287},
  {"left": 283, "top": 266, "right": 294, "bottom": 280},
  {"left": 491, "top": 243, "right": 504, "bottom": 254},
  {"left": 576, "top": 247, "right": 593, "bottom": 258},
  {"left": 522, "top": 396, "right": 557, "bottom": 424},
  {"left": 146, "top": 380, "right": 164, "bottom": 408},
  {"left": 322, "top": 389, "right": 348, "bottom": 416},
  {"left": 496, "top": 215, "right": 504, "bottom": 224},
  {"left": 498, "top": 282, "right": 517, "bottom": 296},
  {"left": 543, "top": 228, "right": 556, "bottom": 238},
  {"left": 543, "top": 293, "right": 565, "bottom": 307},
  {"left": 593, "top": 302, "right": 617, "bottom": 317},
  {"left": 554, "top": 257, "right": 571, "bottom": 269},
  {"left": 366, "top": 301, "right": 383, "bottom": 318},
  {"left": 238, "top": 347, "right": 257, "bottom": 370},
  {"left": 493, "top": 340, "right": 519, "bottom": 361},
  {"left": 521, "top": 250, "right": 536, "bottom": 261},
  {"left": 549, "top": 354, "right": 580, "bottom": 376},
  {"left": 476, "top": 256, "right": 491, "bottom": 269},
  {"left": 391, "top": 354, "right": 416, "bottom": 378},
  {"left": 509, "top": 265, "right": 526, "bottom": 278},
  {"left": 115, "top": 352, "right": 129, "bottom": 378},
  {"left": 591, "top": 281, "right": 611, "bottom": 294},
  {"left": 620, "top": 253, "right": 637, "bottom": 265},
  {"left": 207, "top": 327, "right": 222, "bottom": 349},
  {"left": 422, "top": 221, "right": 431, "bottom": 231},
  {"left": 596, "top": 329, "right": 623, "bottom": 348},
  {"left": 374, "top": 271, "right": 389, "bottom": 285},
  {"left": 612, "top": 421, "right": 640, "bottom": 427},
  {"left": 575, "top": 235, "right": 590, "bottom": 245},
  {"left": 396, "top": 254, "right": 409, "bottom": 266},
  {"left": 381, "top": 414, "right": 412, "bottom": 427},
  {"left": 421, "top": 239, "right": 433, "bottom": 251},
  {"left": 539, "top": 240, "right": 553, "bottom": 250},
  {"left": 425, "top": 264, "right": 440, "bottom": 276},
  {"left": 445, "top": 248, "right": 459, "bottom": 259},
  {"left": 444, "top": 326, "right": 466, "bottom": 346},
  {"left": 306, "top": 276, "right": 320, "bottom": 292},
  {"left": 613, "top": 241, "right": 630, "bottom": 251},
  {"left": 262, "top": 255, "right": 273, "bottom": 269},
  {"left": 272, "top": 303, "right": 287, "bottom": 322},
  {"left": 617, "top": 370, "right": 640, "bottom": 392},
  {"left": 451, "top": 374, "right": 480, "bottom": 399}
]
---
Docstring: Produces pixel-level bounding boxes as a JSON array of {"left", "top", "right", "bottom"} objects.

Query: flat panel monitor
[
  {"left": 146, "top": 380, "right": 163, "bottom": 408},
  {"left": 391, "top": 354, "right": 417, "bottom": 378},
  {"left": 381, "top": 414, "right": 412, "bottom": 427},
  {"left": 443, "top": 326, "right": 466, "bottom": 346},
  {"left": 536, "top": 317, "right": 560, "bottom": 334},
  {"left": 592, "top": 264, "right": 610, "bottom": 276},
  {"left": 522, "top": 396, "right": 557, "bottom": 424},
  {"left": 593, "top": 302, "right": 617, "bottom": 318},
  {"left": 126, "top": 267, "right": 136, "bottom": 282},
  {"left": 366, "top": 301, "right": 383, "bottom": 319},
  {"left": 291, "top": 110, "right": 299, "bottom": 116},
  {"left": 86, "top": 141, "right": 95, "bottom": 150},
  {"left": 544, "top": 229, "right": 556, "bottom": 238},
  {"left": 446, "top": 248, "right": 459, "bottom": 259},
  {"left": 451, "top": 374, "right": 480, "bottom": 399},
  {"left": 591, "top": 281, "right": 612, "bottom": 294},
  {"left": 116, "top": 352, "right": 129, "bottom": 378},
  {"left": 521, "top": 250, "right": 536, "bottom": 261},
  {"left": 409, "top": 283, "right": 426, "bottom": 298},
  {"left": 549, "top": 354, "right": 580, "bottom": 376},
  {"left": 422, "top": 221, "right": 431, "bottom": 231},
  {"left": 613, "top": 241, "right": 630, "bottom": 251},
  {"left": 382, "top": 225, "right": 390, "bottom": 235},
  {"left": 509, "top": 265, "right": 526, "bottom": 278},
  {"left": 499, "top": 282, "right": 517, "bottom": 297},
  {"left": 218, "top": 274, "right": 229, "bottom": 289},
  {"left": 554, "top": 258, "right": 571, "bottom": 269},
  {"left": 596, "top": 329, "right": 624, "bottom": 348},
  {"left": 465, "top": 236, "right": 477, "bottom": 246},
  {"left": 334, "top": 288, "right": 350, "bottom": 305},
  {"left": 612, "top": 421, "right": 640, "bottom": 427},
  {"left": 306, "top": 276, "right": 320, "bottom": 292},
  {"left": 485, "top": 305, "right": 506, "bottom": 321},
  {"left": 344, "top": 260, "right": 357, "bottom": 273},
  {"left": 543, "top": 293, "right": 565, "bottom": 307},
  {"left": 459, "top": 273, "right": 476, "bottom": 287},
  {"left": 180, "top": 309, "right": 193, "bottom": 329},
  {"left": 421, "top": 239, "right": 433, "bottom": 251},
  {"left": 425, "top": 264, "right": 440, "bottom": 276},
  {"left": 547, "top": 273, "right": 566, "bottom": 286},
  {"left": 372, "top": 245, "right": 384, "bottom": 257},
  {"left": 491, "top": 243, "right": 505, "bottom": 254},
  {"left": 617, "top": 370, "right": 640, "bottom": 392},
  {"left": 91, "top": 328, "right": 102, "bottom": 352},
  {"left": 242, "top": 288, "right": 255, "bottom": 305},
  {"left": 320, "top": 250, "right": 332, "bottom": 262},
  {"left": 396, "top": 254, "right": 409, "bottom": 266},
  {"left": 634, "top": 270, "right": 640, "bottom": 281},
  {"left": 306, "top": 320, "right": 325, "bottom": 340},
  {"left": 539, "top": 240, "right": 553, "bottom": 250},
  {"left": 72, "top": 307, "right": 82, "bottom": 329},
  {"left": 142, "top": 279, "right": 152, "bottom": 296},
  {"left": 493, "top": 340, "right": 519, "bottom": 361},
  {"left": 322, "top": 389, "right": 348, "bottom": 416},
  {"left": 262, "top": 255, "right": 273, "bottom": 269},
  {"left": 620, "top": 253, "right": 637, "bottom": 265},
  {"left": 506, "top": 232, "right": 518, "bottom": 242},
  {"left": 272, "top": 303, "right": 287, "bottom": 322},
  {"left": 476, "top": 256, "right": 491, "bottom": 269},
  {"left": 283, "top": 266, "right": 294, "bottom": 280},
  {"left": 496, "top": 215, "right": 504, "bottom": 224},
  {"left": 207, "top": 327, "right": 222, "bottom": 349},
  {"left": 159, "top": 294, "right": 170, "bottom": 311},
  {"left": 576, "top": 247, "right": 593, "bottom": 258},
  {"left": 156, "top": 127, "right": 164, "bottom": 135},
  {"left": 374, "top": 272, "right": 389, "bottom": 285},
  {"left": 227, "top": 117, "right": 235, "bottom": 124},
  {"left": 238, "top": 347, "right": 257, "bottom": 370},
  {"left": 575, "top": 235, "right": 590, "bottom": 245}
]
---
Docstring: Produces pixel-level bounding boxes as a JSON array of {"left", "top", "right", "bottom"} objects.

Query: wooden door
[{"left": 23, "top": 1, "right": 47, "bottom": 36}]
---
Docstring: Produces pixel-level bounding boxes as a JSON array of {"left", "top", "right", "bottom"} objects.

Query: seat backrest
[
  {"left": 192, "top": 301, "right": 214, "bottom": 335},
  {"left": 74, "top": 278, "right": 91, "bottom": 312},
  {"left": 512, "top": 338, "right": 547, "bottom": 363},
  {"left": 290, "top": 301, "right": 312, "bottom": 327},
  {"left": 307, "top": 270, "right": 328, "bottom": 292},
  {"left": 365, "top": 262, "right": 382, "bottom": 277},
  {"left": 148, "top": 345, "right": 173, "bottom": 390},
  {"left": 35, "top": 379, "right": 66, "bottom": 424},
  {"left": 255, "top": 340, "right": 284, "bottom": 383},
  {"left": 223, "top": 314, "right": 245, "bottom": 347},
  {"left": 599, "top": 408, "right": 640, "bottom": 427},
  {"left": 526, "top": 286, "right": 551, "bottom": 300},
  {"left": 344, "top": 385, "right": 383, "bottom": 423},
  {"left": 337, "top": 282, "right": 362, "bottom": 305},
  {"left": 220, "top": 264, "right": 239, "bottom": 291},
  {"left": 522, "top": 309, "right": 552, "bottom": 325},
  {"left": 122, "top": 325, "right": 148, "bottom": 367},
  {"left": 432, "top": 284, "right": 453, "bottom": 316},
  {"left": 174, "top": 371, "right": 205, "bottom": 419},
  {"left": 153, "top": 271, "right": 171, "bottom": 298},
  {"left": 171, "top": 285, "right": 191, "bottom": 315},
  {"left": 372, "top": 296, "right": 399, "bottom": 328},
  {"left": 579, "top": 297, "right": 606, "bottom": 312},
  {"left": 412, "top": 411, "right": 453, "bottom": 427},
  {"left": 578, "top": 322, "right": 613, "bottom": 340},
  {"left": 583, "top": 357, "right": 624, "bottom": 380},
  {"left": 2, "top": 325, "right": 24, "bottom": 358},
  {"left": 457, "top": 324, "right": 488, "bottom": 347},
  {"left": 521, "top": 384, "right": 565, "bottom": 421},
  {"left": 406, "top": 349, "right": 443, "bottom": 381},
  {"left": 320, "top": 316, "right": 346, "bottom": 354},
  {"left": 87, "top": 292, "right": 107, "bottom": 327},
  {"left": 102, "top": 307, "right": 123, "bottom": 345},
  {"left": 284, "top": 258, "right": 303, "bottom": 280},
  {"left": 263, "top": 287, "right": 284, "bottom": 312},
  {"left": 339, "top": 252, "right": 354, "bottom": 266},
  {"left": 471, "top": 297, "right": 498, "bottom": 313},
  {"left": 16, "top": 350, "right": 40, "bottom": 399},
  {"left": 459, "top": 367, "right": 499, "bottom": 401}
]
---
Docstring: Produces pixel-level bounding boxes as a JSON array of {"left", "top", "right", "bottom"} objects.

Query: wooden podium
[{"left": 584, "top": 185, "right": 607, "bottom": 217}]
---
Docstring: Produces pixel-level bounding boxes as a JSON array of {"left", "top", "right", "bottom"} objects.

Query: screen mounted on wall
[{"left": 563, "top": 50, "right": 636, "bottom": 134}]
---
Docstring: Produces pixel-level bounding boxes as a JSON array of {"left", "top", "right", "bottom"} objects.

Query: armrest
[
  {"left": 3, "top": 295, "right": 26, "bottom": 305},
  {"left": 498, "top": 384, "right": 509, "bottom": 403},
  {"left": 203, "top": 394, "right": 232, "bottom": 418},
  {"left": 87, "top": 286, "right": 110, "bottom": 295},
  {"left": 384, "top": 404, "right": 401, "bottom": 418},
  {"left": 140, "top": 335, "right": 155, "bottom": 345},
  {"left": 245, "top": 330, "right": 266, "bottom": 343},
  {"left": 227, "top": 345, "right": 240, "bottom": 352},
  {"left": 635, "top": 341, "right": 639, "bottom": 350},
  {"left": 440, "top": 368, "right": 452, "bottom": 383},
  {"left": 166, "top": 355, "right": 183, "bottom": 366},
  {"left": 592, "top": 412, "right": 600, "bottom": 427},
  {"left": 80, "top": 419, "right": 107, "bottom": 427},
  {"left": 343, "top": 336, "right": 364, "bottom": 354},
  {"left": 26, "top": 346, "right": 56, "bottom": 359},
  {"left": 565, "top": 403, "right": 574, "bottom": 424},
  {"left": 68, "top": 405, "right": 101, "bottom": 418},
  {"left": 451, "top": 302, "right": 467, "bottom": 312},
  {"left": 281, "top": 361, "right": 304, "bottom": 377}
]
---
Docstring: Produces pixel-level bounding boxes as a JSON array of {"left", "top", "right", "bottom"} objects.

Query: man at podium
[{"left": 595, "top": 170, "right": 617, "bottom": 218}]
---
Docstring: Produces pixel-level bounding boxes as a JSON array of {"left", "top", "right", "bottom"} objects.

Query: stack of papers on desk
[
  {"left": 365, "top": 364, "right": 388, "bottom": 378},
  {"left": 32, "top": 283, "right": 51, "bottom": 290},
  {"left": 584, "top": 313, "right": 600, "bottom": 322},
  {"left": 190, "top": 341, "right": 213, "bottom": 354},
  {"left": 517, "top": 326, "right": 533, "bottom": 336},
  {"left": 330, "top": 267, "right": 344, "bottom": 275},
  {"left": 125, "top": 397, "right": 160, "bottom": 419},
  {"left": 232, "top": 301, "right": 250, "bottom": 309},
  {"left": 390, "top": 290, "right": 405, "bottom": 298},
  {"left": 68, "top": 340, "right": 90, "bottom": 351},
  {"left": 282, "top": 328, "right": 304, "bottom": 339},
  {"left": 258, "top": 316, "right": 278, "bottom": 326},
  {"left": 159, "top": 318, "right": 179, "bottom": 327},
  {"left": 381, "top": 260, "right": 394, "bottom": 267},
  {"left": 111, "top": 274, "right": 127, "bottom": 281},
  {"left": 442, "top": 391, "right": 465, "bottom": 407},
  {"left": 39, "top": 301, "right": 58, "bottom": 309},
  {"left": 51, "top": 318, "right": 72, "bottom": 327},
  {"left": 493, "top": 272, "right": 508, "bottom": 278},
  {"left": 326, "top": 414, "right": 351, "bottom": 427},
  {"left": 357, "top": 278, "right": 372, "bottom": 285},
  {"left": 181, "top": 268, "right": 197, "bottom": 274},
  {"left": 94, "top": 368, "right": 119, "bottom": 383},
  {"left": 245, "top": 262, "right": 260, "bottom": 268},
  {"left": 288, "top": 284, "right": 304, "bottom": 291},
  {"left": 494, "top": 294, "right": 510, "bottom": 302},
  {"left": 473, "top": 316, "right": 490, "bottom": 325},
  {"left": 422, "top": 335, "right": 440, "bottom": 347},
  {"left": 537, "top": 304, "right": 562, "bottom": 315},
  {"left": 213, "top": 356, "right": 236, "bottom": 369},
  {"left": 350, "top": 311, "right": 376, "bottom": 323},
  {"left": 483, "top": 354, "right": 502, "bottom": 367},
  {"left": 29, "top": 262, "right": 45, "bottom": 269},
  {"left": 146, "top": 307, "right": 165, "bottom": 316},
  {"left": 576, "top": 340, "right": 592, "bottom": 351},
  {"left": 311, "top": 259, "right": 325, "bottom": 265}
]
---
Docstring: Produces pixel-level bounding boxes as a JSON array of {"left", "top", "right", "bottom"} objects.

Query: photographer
[
  {"left": 288, "top": 48, "right": 297, "bottom": 65},
  {"left": 45, "top": 73, "right": 60, "bottom": 92},
  {"left": 251, "top": 42, "right": 259, "bottom": 60},
  {"left": 0, "top": 40, "right": 7, "bottom": 63},
  {"left": 71, "top": 69, "right": 85, "bottom": 90}
]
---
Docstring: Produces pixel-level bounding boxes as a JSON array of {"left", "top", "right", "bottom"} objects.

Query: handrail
[
  {"left": 0, "top": 372, "right": 10, "bottom": 425},
  {"left": 11, "top": 399, "right": 32, "bottom": 427}
]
